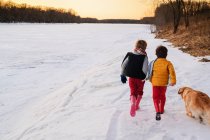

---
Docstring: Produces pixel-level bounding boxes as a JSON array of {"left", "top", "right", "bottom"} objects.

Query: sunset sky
[{"left": 8, "top": 0, "right": 154, "bottom": 19}]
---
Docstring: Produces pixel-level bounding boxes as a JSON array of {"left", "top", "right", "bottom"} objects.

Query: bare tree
[
  {"left": 181, "top": 0, "right": 190, "bottom": 28},
  {"left": 167, "top": 0, "right": 182, "bottom": 33}
]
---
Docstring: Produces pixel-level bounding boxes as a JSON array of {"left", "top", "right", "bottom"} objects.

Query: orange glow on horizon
[{"left": 6, "top": 0, "right": 154, "bottom": 19}]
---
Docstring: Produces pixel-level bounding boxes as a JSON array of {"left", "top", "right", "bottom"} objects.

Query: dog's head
[{"left": 178, "top": 87, "right": 192, "bottom": 99}]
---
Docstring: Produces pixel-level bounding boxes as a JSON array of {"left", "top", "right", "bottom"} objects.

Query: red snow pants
[
  {"left": 152, "top": 86, "right": 167, "bottom": 113},
  {"left": 129, "top": 78, "right": 145, "bottom": 98}
]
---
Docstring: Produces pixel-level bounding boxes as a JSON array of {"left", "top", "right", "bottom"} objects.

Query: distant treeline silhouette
[
  {"left": 0, "top": 0, "right": 142, "bottom": 24},
  {"left": 99, "top": 19, "right": 141, "bottom": 24},
  {"left": 0, "top": 0, "right": 80, "bottom": 23},
  {"left": 0, "top": 0, "right": 143, "bottom": 24},
  {"left": 79, "top": 18, "right": 142, "bottom": 24}
]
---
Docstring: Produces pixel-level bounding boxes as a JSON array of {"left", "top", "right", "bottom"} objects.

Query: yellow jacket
[{"left": 151, "top": 58, "right": 176, "bottom": 86}]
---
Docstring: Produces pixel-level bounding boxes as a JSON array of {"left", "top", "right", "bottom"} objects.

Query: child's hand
[
  {"left": 169, "top": 83, "right": 176, "bottom": 86},
  {"left": 120, "top": 75, "right": 127, "bottom": 84}
]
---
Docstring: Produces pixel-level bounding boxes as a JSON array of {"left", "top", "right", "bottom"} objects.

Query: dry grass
[
  {"left": 156, "top": 17, "right": 210, "bottom": 59},
  {"left": 199, "top": 58, "right": 210, "bottom": 62}
]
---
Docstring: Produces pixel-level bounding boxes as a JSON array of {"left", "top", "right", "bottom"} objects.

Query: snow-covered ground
[{"left": 0, "top": 23, "right": 209, "bottom": 140}]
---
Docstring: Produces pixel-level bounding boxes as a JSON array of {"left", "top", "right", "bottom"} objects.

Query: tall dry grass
[{"left": 156, "top": 13, "right": 210, "bottom": 57}]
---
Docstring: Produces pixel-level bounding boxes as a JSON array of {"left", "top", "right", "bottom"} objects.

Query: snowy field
[{"left": 0, "top": 23, "right": 210, "bottom": 140}]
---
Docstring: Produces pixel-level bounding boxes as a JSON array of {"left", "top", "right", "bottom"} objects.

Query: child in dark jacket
[
  {"left": 121, "top": 40, "right": 148, "bottom": 117},
  {"left": 147, "top": 46, "right": 176, "bottom": 121}
]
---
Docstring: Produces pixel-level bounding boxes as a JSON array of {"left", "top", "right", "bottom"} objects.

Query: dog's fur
[{"left": 178, "top": 87, "right": 210, "bottom": 124}]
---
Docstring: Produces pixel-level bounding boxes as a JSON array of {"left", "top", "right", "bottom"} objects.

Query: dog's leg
[
  {"left": 186, "top": 112, "right": 193, "bottom": 118},
  {"left": 208, "top": 119, "right": 210, "bottom": 125},
  {"left": 199, "top": 116, "right": 203, "bottom": 123},
  {"left": 185, "top": 105, "right": 193, "bottom": 118}
]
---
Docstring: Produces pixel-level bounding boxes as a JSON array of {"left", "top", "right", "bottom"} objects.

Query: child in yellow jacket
[{"left": 147, "top": 45, "right": 176, "bottom": 121}]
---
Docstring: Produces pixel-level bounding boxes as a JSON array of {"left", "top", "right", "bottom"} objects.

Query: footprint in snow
[{"left": 162, "top": 135, "right": 174, "bottom": 140}]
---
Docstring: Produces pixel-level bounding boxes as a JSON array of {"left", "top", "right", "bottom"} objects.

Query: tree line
[
  {"left": 154, "top": 0, "right": 210, "bottom": 33},
  {"left": 0, "top": 0, "right": 80, "bottom": 23},
  {"left": 0, "top": 0, "right": 142, "bottom": 24},
  {"left": 79, "top": 18, "right": 141, "bottom": 24}
]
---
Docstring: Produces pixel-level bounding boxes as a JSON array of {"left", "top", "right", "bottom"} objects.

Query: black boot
[{"left": 156, "top": 112, "right": 161, "bottom": 121}]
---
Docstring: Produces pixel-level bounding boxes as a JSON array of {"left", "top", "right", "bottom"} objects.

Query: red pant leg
[
  {"left": 136, "top": 79, "right": 145, "bottom": 97},
  {"left": 152, "top": 86, "right": 160, "bottom": 113},
  {"left": 160, "top": 86, "right": 167, "bottom": 113},
  {"left": 129, "top": 78, "right": 145, "bottom": 98},
  {"left": 129, "top": 78, "right": 136, "bottom": 98},
  {"left": 153, "top": 86, "right": 167, "bottom": 113}
]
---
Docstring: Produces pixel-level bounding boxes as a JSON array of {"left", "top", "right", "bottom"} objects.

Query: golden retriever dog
[{"left": 178, "top": 87, "right": 210, "bottom": 125}]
